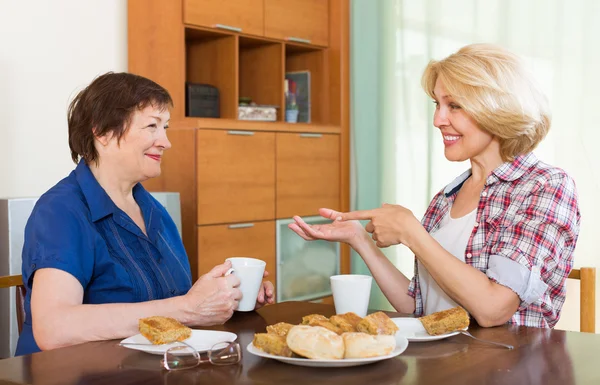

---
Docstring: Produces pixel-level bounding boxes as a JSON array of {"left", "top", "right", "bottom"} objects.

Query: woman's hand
[
  {"left": 339, "top": 204, "right": 422, "bottom": 248},
  {"left": 288, "top": 208, "right": 370, "bottom": 249},
  {"left": 255, "top": 270, "right": 275, "bottom": 309},
  {"left": 183, "top": 261, "right": 243, "bottom": 326}
]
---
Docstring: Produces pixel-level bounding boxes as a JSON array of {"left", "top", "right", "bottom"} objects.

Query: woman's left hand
[
  {"left": 255, "top": 271, "right": 275, "bottom": 309},
  {"left": 339, "top": 203, "right": 422, "bottom": 248}
]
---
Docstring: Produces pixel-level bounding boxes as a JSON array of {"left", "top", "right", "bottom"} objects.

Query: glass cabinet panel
[{"left": 276, "top": 216, "right": 340, "bottom": 302}]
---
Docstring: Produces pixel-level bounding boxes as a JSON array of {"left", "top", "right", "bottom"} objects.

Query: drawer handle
[
  {"left": 287, "top": 36, "right": 311, "bottom": 44},
  {"left": 228, "top": 223, "right": 255, "bottom": 229},
  {"left": 214, "top": 24, "right": 242, "bottom": 33},
  {"left": 299, "top": 133, "right": 323, "bottom": 138},
  {"left": 228, "top": 130, "right": 255, "bottom": 136}
]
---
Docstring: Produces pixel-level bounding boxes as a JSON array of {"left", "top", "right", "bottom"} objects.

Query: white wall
[{"left": 0, "top": 0, "right": 127, "bottom": 198}]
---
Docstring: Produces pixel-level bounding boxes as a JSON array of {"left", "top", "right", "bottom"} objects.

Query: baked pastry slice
[
  {"left": 266, "top": 322, "right": 295, "bottom": 337},
  {"left": 309, "top": 320, "right": 344, "bottom": 335},
  {"left": 330, "top": 312, "right": 363, "bottom": 333},
  {"left": 253, "top": 333, "right": 293, "bottom": 357},
  {"left": 301, "top": 314, "right": 329, "bottom": 325},
  {"left": 356, "top": 312, "right": 399, "bottom": 335},
  {"left": 139, "top": 316, "right": 191, "bottom": 345},
  {"left": 342, "top": 332, "right": 396, "bottom": 358},
  {"left": 286, "top": 325, "right": 344, "bottom": 360},
  {"left": 419, "top": 306, "right": 470, "bottom": 335}
]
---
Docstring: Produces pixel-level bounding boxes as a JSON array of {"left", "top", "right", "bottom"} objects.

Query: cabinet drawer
[
  {"left": 264, "top": 0, "right": 329, "bottom": 46},
  {"left": 276, "top": 133, "right": 340, "bottom": 218},
  {"left": 197, "top": 129, "right": 275, "bottom": 225},
  {"left": 197, "top": 221, "right": 276, "bottom": 288},
  {"left": 184, "top": 0, "right": 264, "bottom": 36}
]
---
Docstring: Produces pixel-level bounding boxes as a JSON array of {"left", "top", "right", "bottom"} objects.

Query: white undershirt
[{"left": 418, "top": 208, "right": 477, "bottom": 315}]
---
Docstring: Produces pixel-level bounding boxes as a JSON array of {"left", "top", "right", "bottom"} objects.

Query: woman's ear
[{"left": 93, "top": 127, "right": 110, "bottom": 146}]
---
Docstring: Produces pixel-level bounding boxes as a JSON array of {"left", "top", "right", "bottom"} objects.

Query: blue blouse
[{"left": 15, "top": 160, "right": 192, "bottom": 356}]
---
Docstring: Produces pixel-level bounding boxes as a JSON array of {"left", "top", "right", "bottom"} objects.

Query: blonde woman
[{"left": 290, "top": 44, "right": 580, "bottom": 328}]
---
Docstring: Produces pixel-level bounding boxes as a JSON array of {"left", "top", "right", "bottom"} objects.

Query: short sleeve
[
  {"left": 486, "top": 172, "right": 580, "bottom": 310},
  {"left": 22, "top": 197, "right": 95, "bottom": 291},
  {"left": 407, "top": 259, "right": 423, "bottom": 316}
]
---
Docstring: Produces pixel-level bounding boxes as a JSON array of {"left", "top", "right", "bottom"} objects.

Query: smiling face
[
  {"left": 433, "top": 78, "right": 499, "bottom": 163},
  {"left": 95, "top": 104, "right": 171, "bottom": 183}
]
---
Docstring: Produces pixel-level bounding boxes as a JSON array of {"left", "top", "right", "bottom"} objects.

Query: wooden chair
[
  {"left": 568, "top": 268, "right": 596, "bottom": 333},
  {"left": 0, "top": 274, "right": 26, "bottom": 334}
]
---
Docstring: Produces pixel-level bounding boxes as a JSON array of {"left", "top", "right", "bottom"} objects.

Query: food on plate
[
  {"left": 138, "top": 316, "right": 191, "bottom": 345},
  {"left": 253, "top": 333, "right": 293, "bottom": 357},
  {"left": 266, "top": 322, "right": 295, "bottom": 337},
  {"left": 356, "top": 311, "right": 399, "bottom": 335},
  {"left": 301, "top": 314, "right": 329, "bottom": 325},
  {"left": 419, "top": 306, "right": 470, "bottom": 336},
  {"left": 286, "top": 325, "right": 345, "bottom": 360},
  {"left": 306, "top": 319, "right": 344, "bottom": 335},
  {"left": 254, "top": 311, "right": 400, "bottom": 360},
  {"left": 342, "top": 332, "right": 396, "bottom": 359},
  {"left": 330, "top": 312, "right": 362, "bottom": 333}
]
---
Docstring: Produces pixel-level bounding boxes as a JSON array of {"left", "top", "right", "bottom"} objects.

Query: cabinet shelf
[{"left": 177, "top": 117, "right": 341, "bottom": 134}]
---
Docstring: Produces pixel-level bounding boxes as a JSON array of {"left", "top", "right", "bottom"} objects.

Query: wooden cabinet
[
  {"left": 129, "top": 0, "right": 350, "bottom": 284},
  {"left": 197, "top": 129, "right": 275, "bottom": 225},
  {"left": 183, "top": 0, "right": 264, "bottom": 37},
  {"left": 265, "top": 0, "right": 329, "bottom": 46},
  {"left": 197, "top": 221, "right": 276, "bottom": 286},
  {"left": 276, "top": 133, "right": 340, "bottom": 218}
]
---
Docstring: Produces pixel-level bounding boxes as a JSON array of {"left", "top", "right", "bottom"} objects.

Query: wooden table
[{"left": 0, "top": 302, "right": 598, "bottom": 385}]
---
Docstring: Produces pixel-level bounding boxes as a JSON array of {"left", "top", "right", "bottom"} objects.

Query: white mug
[
  {"left": 225, "top": 257, "right": 266, "bottom": 312},
  {"left": 330, "top": 274, "right": 372, "bottom": 317}
]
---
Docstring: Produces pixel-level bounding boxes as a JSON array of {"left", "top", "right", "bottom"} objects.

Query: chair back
[
  {"left": 568, "top": 268, "right": 596, "bottom": 333},
  {"left": 0, "top": 274, "right": 26, "bottom": 335}
]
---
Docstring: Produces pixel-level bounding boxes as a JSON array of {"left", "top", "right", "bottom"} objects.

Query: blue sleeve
[{"left": 21, "top": 197, "right": 94, "bottom": 291}]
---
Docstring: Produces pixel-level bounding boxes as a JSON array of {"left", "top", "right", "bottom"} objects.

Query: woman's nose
[{"left": 433, "top": 108, "right": 449, "bottom": 128}]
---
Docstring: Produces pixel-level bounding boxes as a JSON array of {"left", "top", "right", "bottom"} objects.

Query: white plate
[
  {"left": 119, "top": 330, "right": 238, "bottom": 355},
  {"left": 246, "top": 335, "right": 409, "bottom": 368},
  {"left": 391, "top": 318, "right": 465, "bottom": 342}
]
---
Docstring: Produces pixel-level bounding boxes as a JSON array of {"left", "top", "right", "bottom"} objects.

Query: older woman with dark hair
[
  {"left": 290, "top": 44, "right": 580, "bottom": 329},
  {"left": 16, "top": 72, "right": 274, "bottom": 355}
]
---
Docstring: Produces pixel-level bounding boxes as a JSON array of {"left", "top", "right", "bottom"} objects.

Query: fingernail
[{"left": 335, "top": 217, "right": 342, "bottom": 221}]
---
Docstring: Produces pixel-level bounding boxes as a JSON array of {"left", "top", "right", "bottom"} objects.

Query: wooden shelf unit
[{"left": 129, "top": 0, "right": 350, "bottom": 286}]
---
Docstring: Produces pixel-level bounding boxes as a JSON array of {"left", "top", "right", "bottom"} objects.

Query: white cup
[
  {"left": 225, "top": 257, "right": 266, "bottom": 312},
  {"left": 330, "top": 274, "right": 372, "bottom": 317}
]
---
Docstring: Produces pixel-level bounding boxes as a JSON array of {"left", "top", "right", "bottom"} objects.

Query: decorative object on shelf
[
  {"left": 185, "top": 83, "right": 220, "bottom": 118},
  {"left": 238, "top": 105, "right": 278, "bottom": 121},
  {"left": 284, "top": 79, "right": 299, "bottom": 123},
  {"left": 285, "top": 71, "right": 311, "bottom": 123}
]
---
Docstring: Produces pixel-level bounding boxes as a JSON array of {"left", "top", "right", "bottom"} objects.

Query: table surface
[{"left": 0, "top": 301, "right": 598, "bottom": 385}]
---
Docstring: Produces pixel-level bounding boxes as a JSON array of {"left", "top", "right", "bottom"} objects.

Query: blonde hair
[{"left": 421, "top": 44, "right": 550, "bottom": 161}]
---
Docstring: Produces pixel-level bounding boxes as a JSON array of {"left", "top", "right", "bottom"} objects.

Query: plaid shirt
[{"left": 407, "top": 153, "right": 581, "bottom": 328}]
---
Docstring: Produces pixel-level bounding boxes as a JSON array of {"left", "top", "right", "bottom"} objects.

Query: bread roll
[
  {"left": 342, "top": 332, "right": 396, "bottom": 359},
  {"left": 286, "top": 325, "right": 344, "bottom": 360}
]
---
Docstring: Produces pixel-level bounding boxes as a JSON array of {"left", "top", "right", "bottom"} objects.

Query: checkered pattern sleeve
[{"left": 486, "top": 171, "right": 580, "bottom": 327}]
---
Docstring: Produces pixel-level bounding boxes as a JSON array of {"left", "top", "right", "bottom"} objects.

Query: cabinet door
[
  {"left": 184, "top": 0, "right": 264, "bottom": 36},
  {"left": 197, "top": 221, "right": 276, "bottom": 291},
  {"left": 264, "top": 0, "right": 329, "bottom": 46},
  {"left": 197, "top": 129, "right": 275, "bottom": 225},
  {"left": 276, "top": 133, "right": 340, "bottom": 218}
]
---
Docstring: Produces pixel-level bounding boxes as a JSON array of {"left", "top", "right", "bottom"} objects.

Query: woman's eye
[
  {"left": 148, "top": 123, "right": 157, "bottom": 128},
  {"left": 164, "top": 124, "right": 169, "bottom": 130},
  {"left": 433, "top": 100, "right": 440, "bottom": 108},
  {"left": 449, "top": 104, "right": 461, "bottom": 110}
]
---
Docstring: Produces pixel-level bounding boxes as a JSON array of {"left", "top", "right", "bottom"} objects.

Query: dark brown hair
[{"left": 68, "top": 72, "right": 173, "bottom": 164}]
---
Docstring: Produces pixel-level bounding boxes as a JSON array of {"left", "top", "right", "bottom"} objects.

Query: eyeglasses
[{"left": 161, "top": 341, "right": 241, "bottom": 371}]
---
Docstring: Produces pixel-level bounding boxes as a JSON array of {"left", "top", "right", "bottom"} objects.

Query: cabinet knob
[
  {"left": 286, "top": 36, "right": 311, "bottom": 44},
  {"left": 299, "top": 133, "right": 323, "bottom": 138},
  {"left": 214, "top": 24, "right": 242, "bottom": 33}
]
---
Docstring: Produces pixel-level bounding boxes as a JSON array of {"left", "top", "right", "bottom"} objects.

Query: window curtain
[{"left": 351, "top": 0, "right": 599, "bottom": 330}]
